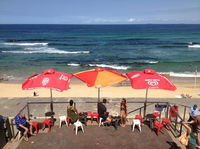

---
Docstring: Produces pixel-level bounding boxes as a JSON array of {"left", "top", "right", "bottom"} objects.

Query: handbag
[{"left": 178, "top": 133, "right": 189, "bottom": 146}]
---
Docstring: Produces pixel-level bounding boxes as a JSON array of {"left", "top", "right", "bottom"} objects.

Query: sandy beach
[{"left": 0, "top": 80, "right": 200, "bottom": 99}]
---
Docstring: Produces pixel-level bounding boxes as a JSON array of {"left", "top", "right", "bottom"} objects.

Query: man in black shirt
[{"left": 98, "top": 99, "right": 109, "bottom": 122}]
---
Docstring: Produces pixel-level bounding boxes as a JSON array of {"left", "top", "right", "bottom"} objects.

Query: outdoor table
[
  {"left": 146, "top": 114, "right": 156, "bottom": 129},
  {"left": 111, "top": 116, "right": 120, "bottom": 130}
]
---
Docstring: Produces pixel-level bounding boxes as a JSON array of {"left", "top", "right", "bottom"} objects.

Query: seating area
[
  {"left": 3, "top": 99, "right": 188, "bottom": 149},
  {"left": 17, "top": 125, "right": 181, "bottom": 149}
]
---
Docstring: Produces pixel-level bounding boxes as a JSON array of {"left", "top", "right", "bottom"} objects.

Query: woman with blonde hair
[{"left": 120, "top": 98, "right": 127, "bottom": 127}]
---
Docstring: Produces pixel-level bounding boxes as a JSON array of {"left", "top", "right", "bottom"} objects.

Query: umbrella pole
[
  {"left": 143, "top": 88, "right": 148, "bottom": 118},
  {"left": 98, "top": 88, "right": 100, "bottom": 102},
  {"left": 50, "top": 89, "right": 53, "bottom": 113}
]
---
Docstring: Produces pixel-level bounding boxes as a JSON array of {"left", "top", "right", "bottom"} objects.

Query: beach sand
[
  {"left": 1, "top": 79, "right": 200, "bottom": 118},
  {"left": 0, "top": 81, "right": 199, "bottom": 98}
]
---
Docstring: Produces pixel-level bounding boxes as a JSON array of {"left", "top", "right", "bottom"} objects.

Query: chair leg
[
  {"left": 75, "top": 126, "right": 78, "bottom": 135},
  {"left": 157, "top": 127, "right": 160, "bottom": 135},
  {"left": 81, "top": 126, "right": 84, "bottom": 133},
  {"left": 65, "top": 120, "right": 68, "bottom": 127},
  {"left": 42, "top": 123, "right": 45, "bottom": 130},
  {"left": 48, "top": 123, "right": 51, "bottom": 131},
  {"left": 132, "top": 124, "right": 135, "bottom": 132},
  {"left": 139, "top": 125, "right": 141, "bottom": 132},
  {"left": 33, "top": 125, "right": 38, "bottom": 133},
  {"left": 59, "top": 121, "right": 62, "bottom": 128},
  {"left": 36, "top": 126, "right": 39, "bottom": 134},
  {"left": 91, "top": 116, "right": 93, "bottom": 123},
  {"left": 99, "top": 118, "right": 102, "bottom": 127}
]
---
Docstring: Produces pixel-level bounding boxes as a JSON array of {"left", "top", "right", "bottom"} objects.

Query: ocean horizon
[{"left": 0, "top": 24, "right": 200, "bottom": 82}]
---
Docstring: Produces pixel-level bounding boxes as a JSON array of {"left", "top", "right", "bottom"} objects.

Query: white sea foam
[
  {"left": 3, "top": 42, "right": 48, "bottom": 46},
  {"left": 88, "top": 64, "right": 130, "bottom": 70},
  {"left": 169, "top": 72, "right": 200, "bottom": 77},
  {"left": 143, "top": 60, "right": 159, "bottom": 64},
  {"left": 188, "top": 44, "right": 200, "bottom": 48},
  {"left": 67, "top": 63, "right": 80, "bottom": 66},
  {"left": 2, "top": 47, "right": 90, "bottom": 54}
]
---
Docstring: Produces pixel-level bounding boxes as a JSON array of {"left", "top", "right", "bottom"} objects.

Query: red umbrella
[
  {"left": 22, "top": 69, "right": 72, "bottom": 112},
  {"left": 126, "top": 69, "right": 176, "bottom": 116}
]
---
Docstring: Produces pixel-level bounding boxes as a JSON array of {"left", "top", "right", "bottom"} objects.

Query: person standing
[
  {"left": 188, "top": 104, "right": 199, "bottom": 122},
  {"left": 120, "top": 98, "right": 127, "bottom": 127},
  {"left": 170, "top": 104, "right": 179, "bottom": 122}
]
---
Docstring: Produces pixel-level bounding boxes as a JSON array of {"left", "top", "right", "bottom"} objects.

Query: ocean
[{"left": 0, "top": 24, "right": 200, "bottom": 82}]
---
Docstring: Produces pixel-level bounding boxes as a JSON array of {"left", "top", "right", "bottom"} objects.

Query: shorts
[
  {"left": 101, "top": 112, "right": 109, "bottom": 121},
  {"left": 18, "top": 122, "right": 30, "bottom": 134}
]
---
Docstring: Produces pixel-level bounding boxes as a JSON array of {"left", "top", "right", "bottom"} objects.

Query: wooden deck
[{"left": 17, "top": 124, "right": 182, "bottom": 149}]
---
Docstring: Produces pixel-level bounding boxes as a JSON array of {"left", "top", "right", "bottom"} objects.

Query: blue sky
[{"left": 0, "top": 0, "right": 200, "bottom": 24}]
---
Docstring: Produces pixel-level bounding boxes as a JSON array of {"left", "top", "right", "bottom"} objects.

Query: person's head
[
  {"left": 69, "top": 100, "right": 74, "bottom": 106},
  {"left": 102, "top": 98, "right": 107, "bottom": 104},
  {"left": 193, "top": 104, "right": 197, "bottom": 110},
  {"left": 174, "top": 104, "right": 177, "bottom": 107},
  {"left": 19, "top": 112, "right": 25, "bottom": 118},
  {"left": 121, "top": 98, "right": 126, "bottom": 104}
]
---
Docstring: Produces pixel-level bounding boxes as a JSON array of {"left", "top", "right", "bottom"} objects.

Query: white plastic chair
[
  {"left": 132, "top": 119, "right": 141, "bottom": 132},
  {"left": 59, "top": 116, "right": 68, "bottom": 128},
  {"left": 74, "top": 120, "right": 84, "bottom": 135},
  {"left": 99, "top": 117, "right": 104, "bottom": 127}
]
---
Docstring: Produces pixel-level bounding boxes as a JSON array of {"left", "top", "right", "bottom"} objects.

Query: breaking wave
[
  {"left": 3, "top": 42, "right": 48, "bottom": 46},
  {"left": 88, "top": 64, "right": 130, "bottom": 70},
  {"left": 2, "top": 47, "right": 90, "bottom": 54},
  {"left": 188, "top": 44, "right": 200, "bottom": 48},
  {"left": 67, "top": 63, "right": 80, "bottom": 66},
  {"left": 169, "top": 72, "right": 200, "bottom": 77}
]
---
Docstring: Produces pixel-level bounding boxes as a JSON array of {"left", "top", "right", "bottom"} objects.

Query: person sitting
[
  {"left": 182, "top": 116, "right": 200, "bottom": 149},
  {"left": 67, "top": 100, "right": 79, "bottom": 124},
  {"left": 15, "top": 112, "right": 34, "bottom": 141},
  {"left": 169, "top": 104, "right": 179, "bottom": 122},
  {"left": 188, "top": 104, "right": 199, "bottom": 122},
  {"left": 98, "top": 99, "right": 111, "bottom": 125},
  {"left": 120, "top": 98, "right": 127, "bottom": 127}
]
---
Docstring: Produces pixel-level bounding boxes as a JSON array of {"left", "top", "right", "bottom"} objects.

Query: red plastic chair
[
  {"left": 152, "top": 112, "right": 160, "bottom": 118},
  {"left": 162, "top": 118, "right": 171, "bottom": 130},
  {"left": 87, "top": 112, "right": 93, "bottom": 123},
  {"left": 135, "top": 115, "right": 142, "bottom": 124},
  {"left": 92, "top": 112, "right": 99, "bottom": 123},
  {"left": 67, "top": 116, "right": 71, "bottom": 125},
  {"left": 154, "top": 120, "right": 164, "bottom": 135},
  {"left": 31, "top": 121, "right": 39, "bottom": 134},
  {"left": 42, "top": 119, "right": 51, "bottom": 132}
]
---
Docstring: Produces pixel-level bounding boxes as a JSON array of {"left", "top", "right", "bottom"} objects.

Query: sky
[{"left": 0, "top": 0, "right": 200, "bottom": 24}]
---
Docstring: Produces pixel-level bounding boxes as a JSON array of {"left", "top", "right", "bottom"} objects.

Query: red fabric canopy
[
  {"left": 22, "top": 69, "right": 72, "bottom": 92},
  {"left": 74, "top": 67, "right": 127, "bottom": 88},
  {"left": 126, "top": 69, "right": 176, "bottom": 91}
]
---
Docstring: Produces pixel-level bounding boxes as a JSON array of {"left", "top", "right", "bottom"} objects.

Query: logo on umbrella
[
  {"left": 145, "top": 79, "right": 159, "bottom": 86},
  {"left": 42, "top": 77, "right": 50, "bottom": 86},
  {"left": 59, "top": 74, "right": 68, "bottom": 81}
]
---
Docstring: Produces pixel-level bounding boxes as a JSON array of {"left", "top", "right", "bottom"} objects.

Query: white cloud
[{"left": 128, "top": 18, "right": 136, "bottom": 22}]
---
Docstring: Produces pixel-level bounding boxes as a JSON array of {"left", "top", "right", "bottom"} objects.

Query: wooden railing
[{"left": 8, "top": 100, "right": 191, "bottom": 139}]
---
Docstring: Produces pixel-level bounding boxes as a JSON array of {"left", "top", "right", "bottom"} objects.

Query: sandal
[{"left": 23, "top": 137, "right": 28, "bottom": 142}]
